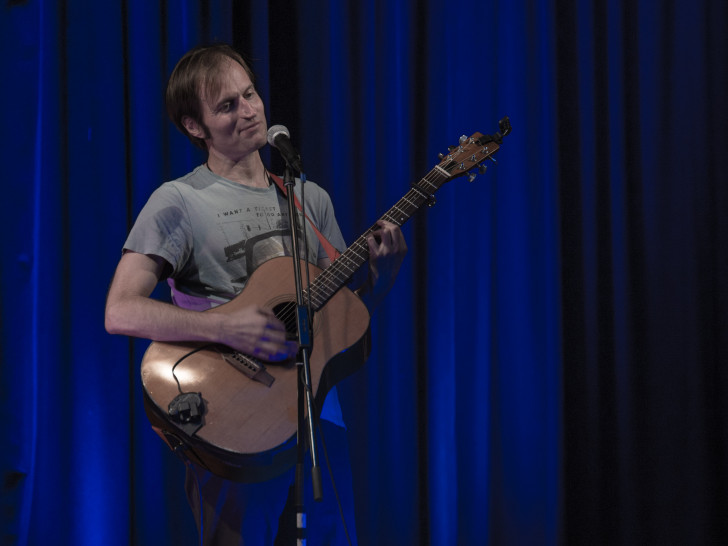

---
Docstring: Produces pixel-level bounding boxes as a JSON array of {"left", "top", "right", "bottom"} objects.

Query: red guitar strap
[{"left": 268, "top": 172, "right": 341, "bottom": 262}]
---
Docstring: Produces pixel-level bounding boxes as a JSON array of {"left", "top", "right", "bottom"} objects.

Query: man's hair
[{"left": 166, "top": 44, "right": 256, "bottom": 150}]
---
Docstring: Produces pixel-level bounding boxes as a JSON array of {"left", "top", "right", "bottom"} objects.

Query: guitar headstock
[{"left": 437, "top": 116, "right": 511, "bottom": 182}]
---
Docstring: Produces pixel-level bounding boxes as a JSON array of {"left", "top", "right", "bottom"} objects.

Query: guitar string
[
  {"left": 267, "top": 167, "right": 450, "bottom": 338},
  {"left": 309, "top": 166, "right": 446, "bottom": 295},
  {"left": 298, "top": 163, "right": 451, "bottom": 308},
  {"left": 285, "top": 141, "right": 495, "bottom": 322},
  {"left": 286, "top": 181, "right": 436, "bottom": 309}
]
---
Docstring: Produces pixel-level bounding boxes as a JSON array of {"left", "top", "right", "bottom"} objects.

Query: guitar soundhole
[{"left": 272, "top": 301, "right": 299, "bottom": 337}]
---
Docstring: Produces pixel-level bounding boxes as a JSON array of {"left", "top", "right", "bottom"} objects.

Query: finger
[
  {"left": 254, "top": 340, "right": 298, "bottom": 362},
  {"left": 258, "top": 310, "right": 287, "bottom": 333},
  {"left": 257, "top": 306, "right": 282, "bottom": 323},
  {"left": 377, "top": 221, "right": 400, "bottom": 245},
  {"left": 261, "top": 324, "right": 290, "bottom": 345},
  {"left": 366, "top": 234, "right": 378, "bottom": 253},
  {"left": 369, "top": 225, "right": 391, "bottom": 246}
]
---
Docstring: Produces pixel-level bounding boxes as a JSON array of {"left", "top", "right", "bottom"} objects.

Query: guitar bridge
[{"left": 220, "top": 351, "right": 276, "bottom": 388}]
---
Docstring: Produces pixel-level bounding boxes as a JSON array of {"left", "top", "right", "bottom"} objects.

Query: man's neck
[{"left": 206, "top": 152, "right": 269, "bottom": 188}]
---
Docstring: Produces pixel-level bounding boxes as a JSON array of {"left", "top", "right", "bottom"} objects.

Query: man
[{"left": 105, "top": 44, "right": 406, "bottom": 544}]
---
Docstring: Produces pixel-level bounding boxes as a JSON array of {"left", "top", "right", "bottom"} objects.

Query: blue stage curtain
[{"left": 1, "top": 1, "right": 726, "bottom": 545}]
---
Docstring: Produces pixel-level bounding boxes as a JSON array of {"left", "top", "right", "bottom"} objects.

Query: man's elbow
[{"left": 104, "top": 301, "right": 127, "bottom": 335}]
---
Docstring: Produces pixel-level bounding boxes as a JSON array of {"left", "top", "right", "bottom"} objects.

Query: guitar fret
[{"left": 400, "top": 194, "right": 419, "bottom": 209}]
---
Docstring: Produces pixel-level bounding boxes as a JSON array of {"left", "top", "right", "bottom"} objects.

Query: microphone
[{"left": 267, "top": 125, "right": 304, "bottom": 173}]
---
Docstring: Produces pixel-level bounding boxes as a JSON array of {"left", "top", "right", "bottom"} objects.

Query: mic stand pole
[{"left": 282, "top": 164, "right": 323, "bottom": 544}]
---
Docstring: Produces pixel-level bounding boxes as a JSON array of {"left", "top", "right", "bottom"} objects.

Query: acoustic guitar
[{"left": 141, "top": 118, "right": 511, "bottom": 482}]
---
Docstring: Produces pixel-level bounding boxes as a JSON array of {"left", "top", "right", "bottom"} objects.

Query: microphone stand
[{"left": 282, "top": 163, "right": 323, "bottom": 544}]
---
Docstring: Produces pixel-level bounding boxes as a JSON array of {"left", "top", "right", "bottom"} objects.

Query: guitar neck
[
  {"left": 305, "top": 165, "right": 452, "bottom": 310},
  {"left": 304, "top": 127, "right": 506, "bottom": 310}
]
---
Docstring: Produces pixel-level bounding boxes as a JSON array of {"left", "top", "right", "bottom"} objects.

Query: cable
[
  {"left": 309, "top": 398, "right": 354, "bottom": 546},
  {"left": 171, "top": 343, "right": 215, "bottom": 393}
]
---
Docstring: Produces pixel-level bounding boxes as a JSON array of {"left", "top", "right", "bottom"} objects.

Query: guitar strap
[{"left": 268, "top": 172, "right": 342, "bottom": 262}]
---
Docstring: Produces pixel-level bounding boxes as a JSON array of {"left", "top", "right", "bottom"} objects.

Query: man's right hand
[{"left": 216, "top": 304, "right": 298, "bottom": 362}]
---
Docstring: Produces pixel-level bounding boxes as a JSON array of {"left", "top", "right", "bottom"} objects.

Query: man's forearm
[{"left": 105, "top": 294, "right": 224, "bottom": 344}]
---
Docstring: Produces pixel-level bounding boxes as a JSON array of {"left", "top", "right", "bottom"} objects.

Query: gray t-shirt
[{"left": 125, "top": 165, "right": 345, "bottom": 305}]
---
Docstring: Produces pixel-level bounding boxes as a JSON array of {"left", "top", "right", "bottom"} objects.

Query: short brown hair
[{"left": 165, "top": 44, "right": 256, "bottom": 150}]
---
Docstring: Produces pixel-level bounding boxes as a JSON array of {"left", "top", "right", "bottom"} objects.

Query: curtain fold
[{"left": 2, "top": 1, "right": 726, "bottom": 545}]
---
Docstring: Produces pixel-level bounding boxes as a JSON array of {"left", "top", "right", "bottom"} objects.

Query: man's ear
[{"left": 182, "top": 115, "right": 205, "bottom": 139}]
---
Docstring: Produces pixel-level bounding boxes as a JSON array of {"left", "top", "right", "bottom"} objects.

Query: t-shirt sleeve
[
  {"left": 309, "top": 184, "right": 346, "bottom": 257},
  {"left": 122, "top": 183, "right": 192, "bottom": 275}
]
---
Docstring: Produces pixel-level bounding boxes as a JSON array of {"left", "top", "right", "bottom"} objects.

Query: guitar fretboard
[
  {"left": 299, "top": 132, "right": 502, "bottom": 310},
  {"left": 304, "top": 160, "right": 474, "bottom": 310}
]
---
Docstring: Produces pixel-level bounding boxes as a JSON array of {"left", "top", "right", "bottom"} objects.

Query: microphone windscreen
[{"left": 267, "top": 125, "right": 290, "bottom": 147}]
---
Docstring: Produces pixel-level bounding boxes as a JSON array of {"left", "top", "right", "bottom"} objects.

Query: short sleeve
[{"left": 123, "top": 183, "right": 192, "bottom": 275}]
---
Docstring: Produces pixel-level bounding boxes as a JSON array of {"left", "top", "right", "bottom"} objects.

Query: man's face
[{"left": 194, "top": 60, "right": 268, "bottom": 161}]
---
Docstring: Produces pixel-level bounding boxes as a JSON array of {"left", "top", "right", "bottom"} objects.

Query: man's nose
[{"left": 238, "top": 98, "right": 255, "bottom": 117}]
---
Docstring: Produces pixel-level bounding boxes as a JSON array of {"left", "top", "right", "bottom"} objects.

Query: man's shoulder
[
  {"left": 295, "top": 179, "right": 333, "bottom": 204},
  {"left": 139, "top": 166, "right": 211, "bottom": 211},
  {"left": 166, "top": 165, "right": 216, "bottom": 191}
]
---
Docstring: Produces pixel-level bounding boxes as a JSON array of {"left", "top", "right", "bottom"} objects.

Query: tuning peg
[
  {"left": 478, "top": 164, "right": 488, "bottom": 174},
  {"left": 467, "top": 172, "right": 477, "bottom": 182},
  {"left": 459, "top": 135, "right": 468, "bottom": 145}
]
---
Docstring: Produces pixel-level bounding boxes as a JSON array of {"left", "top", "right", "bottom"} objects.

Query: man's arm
[
  {"left": 105, "top": 251, "right": 297, "bottom": 361},
  {"left": 315, "top": 220, "right": 406, "bottom": 313},
  {"left": 355, "top": 220, "right": 407, "bottom": 312}
]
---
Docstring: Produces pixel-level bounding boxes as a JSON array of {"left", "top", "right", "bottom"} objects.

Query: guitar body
[{"left": 141, "top": 256, "right": 371, "bottom": 482}]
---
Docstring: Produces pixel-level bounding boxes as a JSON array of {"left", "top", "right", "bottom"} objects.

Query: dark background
[{"left": 1, "top": 0, "right": 726, "bottom": 544}]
